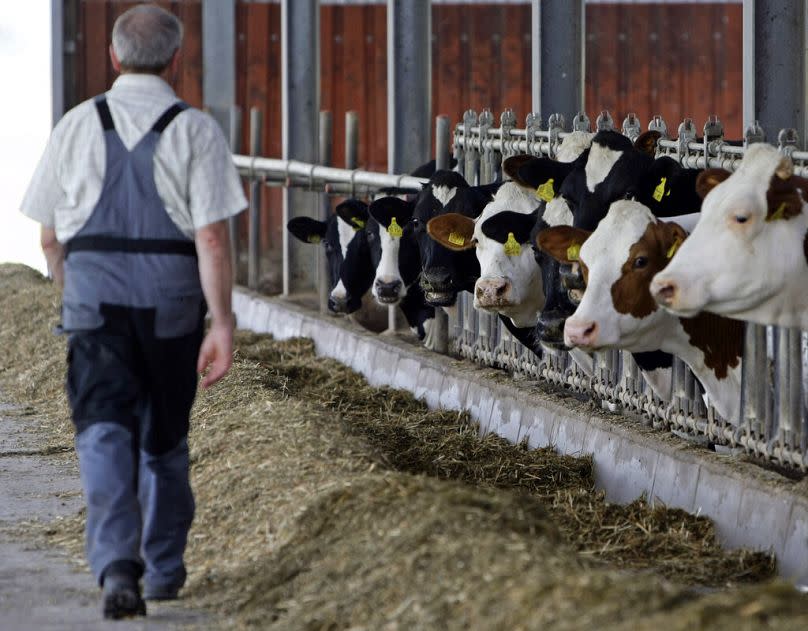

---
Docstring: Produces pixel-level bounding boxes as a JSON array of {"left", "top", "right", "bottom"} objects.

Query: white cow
[
  {"left": 651, "top": 143, "right": 808, "bottom": 329},
  {"left": 538, "top": 200, "right": 744, "bottom": 422}
]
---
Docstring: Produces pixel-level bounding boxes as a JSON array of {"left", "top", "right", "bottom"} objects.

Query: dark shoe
[
  {"left": 143, "top": 584, "right": 181, "bottom": 601},
  {"left": 102, "top": 573, "right": 147, "bottom": 619}
]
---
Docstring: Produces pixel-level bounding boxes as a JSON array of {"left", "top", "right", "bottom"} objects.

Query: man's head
[{"left": 110, "top": 4, "right": 183, "bottom": 75}]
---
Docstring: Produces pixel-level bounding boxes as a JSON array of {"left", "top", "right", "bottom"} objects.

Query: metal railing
[{"left": 231, "top": 107, "right": 808, "bottom": 471}]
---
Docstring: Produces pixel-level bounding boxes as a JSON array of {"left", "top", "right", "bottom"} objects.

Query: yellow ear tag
[
  {"left": 666, "top": 236, "right": 682, "bottom": 259},
  {"left": 351, "top": 217, "right": 366, "bottom": 230},
  {"left": 308, "top": 235, "right": 322, "bottom": 244},
  {"left": 388, "top": 216, "right": 404, "bottom": 238},
  {"left": 448, "top": 232, "right": 466, "bottom": 247},
  {"left": 536, "top": 178, "right": 555, "bottom": 202},
  {"left": 768, "top": 202, "right": 787, "bottom": 222},
  {"left": 653, "top": 177, "right": 667, "bottom": 202},
  {"left": 503, "top": 232, "right": 522, "bottom": 257},
  {"left": 566, "top": 243, "right": 581, "bottom": 262}
]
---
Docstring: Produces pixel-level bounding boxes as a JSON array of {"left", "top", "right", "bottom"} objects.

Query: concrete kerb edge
[{"left": 233, "top": 287, "right": 808, "bottom": 583}]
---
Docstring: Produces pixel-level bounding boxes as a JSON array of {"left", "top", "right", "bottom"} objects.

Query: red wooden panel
[
  {"left": 468, "top": 6, "right": 496, "bottom": 113},
  {"left": 433, "top": 5, "right": 463, "bottom": 136},
  {"left": 175, "top": 0, "right": 203, "bottom": 108},
  {"left": 368, "top": 5, "right": 387, "bottom": 172},
  {"left": 500, "top": 4, "right": 531, "bottom": 122},
  {"left": 82, "top": 0, "right": 110, "bottom": 96}
]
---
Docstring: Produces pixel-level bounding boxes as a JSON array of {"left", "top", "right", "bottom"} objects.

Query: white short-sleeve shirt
[{"left": 20, "top": 74, "right": 247, "bottom": 242}]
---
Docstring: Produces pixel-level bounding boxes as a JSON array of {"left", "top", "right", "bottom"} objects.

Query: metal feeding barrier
[{"left": 231, "top": 107, "right": 808, "bottom": 471}]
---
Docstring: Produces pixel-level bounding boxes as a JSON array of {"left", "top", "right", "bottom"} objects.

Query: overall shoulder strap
[
  {"left": 151, "top": 101, "right": 189, "bottom": 134},
  {"left": 94, "top": 96, "right": 115, "bottom": 131}
]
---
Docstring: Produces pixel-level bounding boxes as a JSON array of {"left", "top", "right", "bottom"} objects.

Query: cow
[
  {"left": 511, "top": 130, "right": 705, "bottom": 350},
  {"left": 651, "top": 143, "right": 808, "bottom": 330},
  {"left": 338, "top": 195, "right": 436, "bottom": 340},
  {"left": 537, "top": 199, "right": 744, "bottom": 421},
  {"left": 286, "top": 199, "right": 374, "bottom": 314},
  {"left": 411, "top": 170, "right": 502, "bottom": 307}
]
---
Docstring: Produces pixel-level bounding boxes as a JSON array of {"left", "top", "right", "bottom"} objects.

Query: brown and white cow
[
  {"left": 538, "top": 200, "right": 744, "bottom": 422},
  {"left": 651, "top": 143, "right": 808, "bottom": 330}
]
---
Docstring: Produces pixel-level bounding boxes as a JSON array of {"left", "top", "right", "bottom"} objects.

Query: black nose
[
  {"left": 328, "top": 296, "right": 348, "bottom": 313},
  {"left": 422, "top": 268, "right": 452, "bottom": 291},
  {"left": 535, "top": 310, "right": 568, "bottom": 347},
  {"left": 375, "top": 279, "right": 403, "bottom": 297}
]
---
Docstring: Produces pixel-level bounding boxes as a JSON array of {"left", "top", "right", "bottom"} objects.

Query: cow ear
[
  {"left": 696, "top": 168, "right": 731, "bottom": 199},
  {"left": 535, "top": 226, "right": 592, "bottom": 264},
  {"left": 335, "top": 199, "right": 369, "bottom": 230},
  {"left": 516, "top": 158, "right": 576, "bottom": 202},
  {"left": 766, "top": 174, "right": 808, "bottom": 222},
  {"left": 287, "top": 217, "right": 327, "bottom": 244},
  {"left": 658, "top": 220, "right": 689, "bottom": 261},
  {"left": 503, "top": 155, "right": 536, "bottom": 183},
  {"left": 426, "top": 213, "right": 476, "bottom": 251},
  {"left": 635, "top": 130, "right": 662, "bottom": 157},
  {"left": 368, "top": 197, "right": 415, "bottom": 229}
]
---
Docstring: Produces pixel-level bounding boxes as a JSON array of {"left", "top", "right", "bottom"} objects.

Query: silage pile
[{"left": 1, "top": 263, "right": 807, "bottom": 630}]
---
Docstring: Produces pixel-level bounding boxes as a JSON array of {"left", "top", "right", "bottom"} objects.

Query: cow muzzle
[
  {"left": 535, "top": 310, "right": 569, "bottom": 349},
  {"left": 328, "top": 294, "right": 350, "bottom": 313},
  {"left": 564, "top": 318, "right": 599, "bottom": 348},
  {"left": 650, "top": 276, "right": 680, "bottom": 310},
  {"left": 374, "top": 278, "right": 403, "bottom": 304},
  {"left": 421, "top": 268, "right": 457, "bottom": 307},
  {"left": 474, "top": 278, "right": 513, "bottom": 309}
]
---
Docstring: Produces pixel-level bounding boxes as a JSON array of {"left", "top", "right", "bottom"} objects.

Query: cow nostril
[
  {"left": 656, "top": 282, "right": 677, "bottom": 303},
  {"left": 475, "top": 286, "right": 484, "bottom": 299},
  {"left": 495, "top": 282, "right": 508, "bottom": 297},
  {"left": 584, "top": 322, "right": 597, "bottom": 339}
]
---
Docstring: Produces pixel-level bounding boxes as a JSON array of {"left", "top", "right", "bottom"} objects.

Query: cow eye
[
  {"left": 734, "top": 214, "right": 749, "bottom": 224},
  {"left": 633, "top": 256, "right": 648, "bottom": 269}
]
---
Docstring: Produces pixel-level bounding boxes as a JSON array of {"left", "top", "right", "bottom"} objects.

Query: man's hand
[
  {"left": 41, "top": 226, "right": 64, "bottom": 287},
  {"left": 196, "top": 318, "right": 234, "bottom": 389}
]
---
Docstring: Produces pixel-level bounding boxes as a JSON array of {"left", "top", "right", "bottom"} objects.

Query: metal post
[
  {"left": 319, "top": 111, "right": 333, "bottom": 314},
  {"left": 248, "top": 108, "right": 263, "bottom": 291},
  {"left": 533, "top": 0, "right": 584, "bottom": 119},
  {"left": 431, "top": 116, "right": 451, "bottom": 353},
  {"left": 744, "top": 0, "right": 806, "bottom": 146},
  {"left": 228, "top": 106, "right": 242, "bottom": 283},
  {"left": 51, "top": 0, "right": 64, "bottom": 126},
  {"left": 202, "top": 0, "right": 236, "bottom": 136},
  {"left": 387, "top": 0, "right": 431, "bottom": 174}
]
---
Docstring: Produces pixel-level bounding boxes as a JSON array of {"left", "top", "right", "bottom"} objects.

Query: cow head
[
  {"left": 538, "top": 200, "right": 687, "bottom": 350},
  {"left": 426, "top": 182, "right": 543, "bottom": 328},
  {"left": 412, "top": 170, "right": 499, "bottom": 306},
  {"left": 366, "top": 196, "right": 419, "bottom": 305},
  {"left": 287, "top": 199, "right": 373, "bottom": 314},
  {"left": 651, "top": 143, "right": 808, "bottom": 327}
]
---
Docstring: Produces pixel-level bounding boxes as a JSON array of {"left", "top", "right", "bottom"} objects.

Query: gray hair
[{"left": 111, "top": 4, "right": 183, "bottom": 73}]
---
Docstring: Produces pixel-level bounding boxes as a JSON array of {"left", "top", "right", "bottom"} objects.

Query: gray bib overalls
[{"left": 65, "top": 96, "right": 205, "bottom": 591}]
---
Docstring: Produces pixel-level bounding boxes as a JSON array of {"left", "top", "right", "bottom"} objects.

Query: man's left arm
[{"left": 41, "top": 227, "right": 65, "bottom": 287}]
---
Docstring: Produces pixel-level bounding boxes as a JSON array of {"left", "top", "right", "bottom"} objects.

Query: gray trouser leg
[
  {"left": 138, "top": 438, "right": 195, "bottom": 590},
  {"left": 75, "top": 422, "right": 142, "bottom": 585}
]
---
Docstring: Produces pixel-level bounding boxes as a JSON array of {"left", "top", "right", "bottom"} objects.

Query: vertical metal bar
[
  {"left": 748, "top": 0, "right": 806, "bottom": 147},
  {"left": 202, "top": 0, "right": 236, "bottom": 135},
  {"left": 282, "top": 0, "right": 320, "bottom": 296},
  {"left": 248, "top": 108, "right": 263, "bottom": 291},
  {"left": 345, "top": 111, "right": 359, "bottom": 173},
  {"left": 531, "top": 0, "right": 541, "bottom": 114},
  {"left": 228, "top": 106, "right": 242, "bottom": 283},
  {"left": 537, "top": 0, "right": 585, "bottom": 119},
  {"left": 387, "top": 0, "right": 431, "bottom": 174},
  {"left": 432, "top": 115, "right": 451, "bottom": 353},
  {"left": 51, "top": 0, "right": 64, "bottom": 126},
  {"left": 742, "top": 0, "right": 756, "bottom": 131},
  {"left": 741, "top": 323, "right": 768, "bottom": 434},
  {"left": 319, "top": 111, "right": 333, "bottom": 314}
]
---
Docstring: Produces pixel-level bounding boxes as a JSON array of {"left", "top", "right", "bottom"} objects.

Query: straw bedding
[{"left": 1, "top": 263, "right": 806, "bottom": 630}]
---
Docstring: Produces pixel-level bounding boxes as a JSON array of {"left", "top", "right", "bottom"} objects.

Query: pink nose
[
  {"left": 475, "top": 278, "right": 512, "bottom": 306},
  {"left": 650, "top": 276, "right": 679, "bottom": 308},
  {"left": 564, "top": 319, "right": 599, "bottom": 347}
]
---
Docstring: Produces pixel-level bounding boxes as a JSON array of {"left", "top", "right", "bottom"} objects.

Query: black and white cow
[
  {"left": 652, "top": 143, "right": 808, "bottom": 329},
  {"left": 286, "top": 199, "right": 374, "bottom": 314},
  {"left": 538, "top": 200, "right": 744, "bottom": 421},
  {"left": 411, "top": 170, "right": 502, "bottom": 307}
]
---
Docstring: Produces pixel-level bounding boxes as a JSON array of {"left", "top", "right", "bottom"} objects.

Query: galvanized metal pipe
[
  {"left": 248, "top": 107, "right": 263, "bottom": 291},
  {"left": 227, "top": 105, "right": 242, "bottom": 283},
  {"left": 319, "top": 111, "right": 333, "bottom": 314},
  {"left": 282, "top": 0, "right": 320, "bottom": 296}
]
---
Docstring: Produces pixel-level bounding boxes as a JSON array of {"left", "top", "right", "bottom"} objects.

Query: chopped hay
[{"left": 1, "top": 264, "right": 805, "bottom": 630}]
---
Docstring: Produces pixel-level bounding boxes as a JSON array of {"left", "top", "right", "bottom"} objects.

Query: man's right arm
[
  {"left": 195, "top": 219, "right": 234, "bottom": 388},
  {"left": 40, "top": 227, "right": 65, "bottom": 287}
]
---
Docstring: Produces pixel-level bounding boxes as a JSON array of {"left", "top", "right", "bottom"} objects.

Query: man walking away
[{"left": 20, "top": 4, "right": 247, "bottom": 619}]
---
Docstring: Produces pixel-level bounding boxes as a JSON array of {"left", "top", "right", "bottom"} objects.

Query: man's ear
[
  {"left": 535, "top": 225, "right": 591, "bottom": 264},
  {"left": 657, "top": 221, "right": 689, "bottom": 261},
  {"left": 110, "top": 44, "right": 122, "bottom": 73},
  {"left": 287, "top": 217, "right": 328, "bottom": 244},
  {"left": 426, "top": 213, "right": 476, "bottom": 251},
  {"left": 695, "top": 168, "right": 731, "bottom": 199}
]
